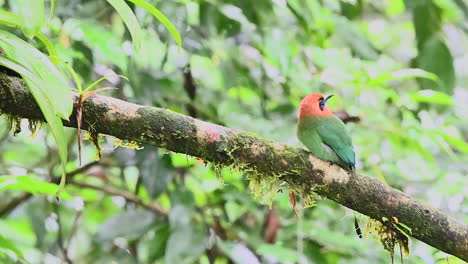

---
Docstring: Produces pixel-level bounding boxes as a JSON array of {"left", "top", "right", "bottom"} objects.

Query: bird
[{"left": 297, "top": 93, "right": 355, "bottom": 171}]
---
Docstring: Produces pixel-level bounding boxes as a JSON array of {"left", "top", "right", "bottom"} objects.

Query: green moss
[
  {"left": 366, "top": 217, "right": 410, "bottom": 262},
  {"left": 87, "top": 131, "right": 102, "bottom": 159},
  {"left": 205, "top": 133, "right": 320, "bottom": 207},
  {"left": 28, "top": 119, "right": 41, "bottom": 135},
  {"left": 9, "top": 115, "right": 22, "bottom": 136},
  {"left": 0, "top": 112, "right": 33, "bottom": 137},
  {"left": 213, "top": 164, "right": 226, "bottom": 186}
]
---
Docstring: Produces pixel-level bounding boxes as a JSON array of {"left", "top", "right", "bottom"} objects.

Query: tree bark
[{"left": 0, "top": 70, "right": 466, "bottom": 261}]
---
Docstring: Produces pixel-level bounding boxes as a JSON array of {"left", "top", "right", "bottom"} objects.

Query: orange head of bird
[{"left": 298, "top": 93, "right": 334, "bottom": 118}]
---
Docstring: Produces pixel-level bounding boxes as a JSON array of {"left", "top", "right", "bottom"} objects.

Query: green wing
[{"left": 316, "top": 116, "right": 355, "bottom": 169}]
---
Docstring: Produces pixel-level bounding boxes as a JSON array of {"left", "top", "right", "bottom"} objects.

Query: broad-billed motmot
[{"left": 297, "top": 93, "right": 356, "bottom": 171}]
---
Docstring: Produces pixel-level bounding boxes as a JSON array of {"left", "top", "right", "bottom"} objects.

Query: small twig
[
  {"left": 263, "top": 207, "right": 280, "bottom": 243},
  {"left": 65, "top": 211, "right": 82, "bottom": 250},
  {"left": 0, "top": 193, "right": 31, "bottom": 217},
  {"left": 183, "top": 63, "right": 198, "bottom": 117},
  {"left": 159, "top": 40, "right": 169, "bottom": 71},
  {"left": 53, "top": 202, "right": 72, "bottom": 264},
  {"left": 68, "top": 180, "right": 167, "bottom": 216}
]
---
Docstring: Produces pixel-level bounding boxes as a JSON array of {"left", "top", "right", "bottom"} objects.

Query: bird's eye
[{"left": 319, "top": 97, "right": 325, "bottom": 111}]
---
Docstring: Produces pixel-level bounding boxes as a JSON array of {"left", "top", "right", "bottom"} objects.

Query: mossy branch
[{"left": 0, "top": 70, "right": 466, "bottom": 261}]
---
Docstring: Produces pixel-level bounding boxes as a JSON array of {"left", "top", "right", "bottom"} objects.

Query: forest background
[{"left": 0, "top": 0, "right": 467, "bottom": 263}]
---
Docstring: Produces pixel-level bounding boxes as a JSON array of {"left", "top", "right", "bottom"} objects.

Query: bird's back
[{"left": 298, "top": 115, "right": 355, "bottom": 170}]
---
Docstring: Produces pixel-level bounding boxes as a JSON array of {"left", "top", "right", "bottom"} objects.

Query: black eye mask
[
  {"left": 319, "top": 97, "right": 325, "bottom": 111},
  {"left": 319, "top": 95, "right": 334, "bottom": 111}
]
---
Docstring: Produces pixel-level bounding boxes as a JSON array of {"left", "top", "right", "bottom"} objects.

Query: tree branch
[
  {"left": 68, "top": 180, "right": 167, "bottom": 216},
  {"left": 0, "top": 70, "right": 466, "bottom": 261}
]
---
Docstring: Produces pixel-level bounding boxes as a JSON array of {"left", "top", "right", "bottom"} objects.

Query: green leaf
[
  {"left": 199, "top": 2, "right": 241, "bottom": 38},
  {"left": 165, "top": 225, "right": 206, "bottom": 264},
  {"left": 17, "top": 0, "right": 45, "bottom": 38},
  {"left": 0, "top": 55, "right": 43, "bottom": 87},
  {"left": 428, "top": 133, "right": 457, "bottom": 160},
  {"left": 0, "top": 30, "right": 73, "bottom": 195},
  {"left": 390, "top": 68, "right": 438, "bottom": 81},
  {"left": 63, "top": 19, "right": 128, "bottom": 71},
  {"left": 409, "top": 0, "right": 441, "bottom": 49},
  {"left": 165, "top": 197, "right": 206, "bottom": 264},
  {"left": 397, "top": 222, "right": 412, "bottom": 233},
  {"left": 63, "top": 61, "right": 83, "bottom": 92},
  {"left": 95, "top": 209, "right": 155, "bottom": 241},
  {"left": 107, "top": 0, "right": 143, "bottom": 52},
  {"left": 137, "top": 148, "right": 173, "bottom": 199},
  {"left": 126, "top": 0, "right": 182, "bottom": 48},
  {"left": 334, "top": 17, "right": 379, "bottom": 60},
  {"left": 0, "top": 9, "right": 22, "bottom": 27},
  {"left": 50, "top": 0, "right": 56, "bottom": 19},
  {"left": 393, "top": 224, "right": 411, "bottom": 240},
  {"left": 437, "top": 132, "right": 468, "bottom": 154},
  {"left": 0, "top": 30, "right": 73, "bottom": 118},
  {"left": 409, "top": 90, "right": 453, "bottom": 105},
  {"left": 225, "top": 200, "right": 248, "bottom": 223},
  {"left": 445, "top": 256, "right": 468, "bottom": 264},
  {"left": 408, "top": 0, "right": 456, "bottom": 93},
  {"left": 0, "top": 234, "right": 25, "bottom": 261},
  {"left": 147, "top": 223, "right": 171, "bottom": 262},
  {"left": 35, "top": 33, "right": 60, "bottom": 64},
  {"left": 386, "top": 0, "right": 405, "bottom": 16},
  {"left": 217, "top": 240, "right": 260, "bottom": 264},
  {"left": 371, "top": 68, "right": 440, "bottom": 86},
  {"left": 453, "top": 0, "right": 468, "bottom": 19},
  {"left": 257, "top": 244, "right": 298, "bottom": 263},
  {"left": 0, "top": 175, "right": 71, "bottom": 199},
  {"left": 417, "top": 37, "right": 455, "bottom": 94},
  {"left": 84, "top": 74, "right": 128, "bottom": 93},
  {"left": 340, "top": 0, "right": 363, "bottom": 19}
]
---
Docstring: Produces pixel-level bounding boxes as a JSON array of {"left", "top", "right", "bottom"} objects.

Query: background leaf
[
  {"left": 107, "top": 0, "right": 143, "bottom": 52},
  {"left": 0, "top": 30, "right": 73, "bottom": 118},
  {"left": 409, "top": 90, "right": 453, "bottom": 105},
  {"left": 0, "top": 234, "right": 25, "bottom": 261},
  {"left": 147, "top": 223, "right": 171, "bottom": 262},
  {"left": 17, "top": 0, "right": 45, "bottom": 38},
  {"left": 95, "top": 209, "right": 155, "bottom": 241},
  {"left": 63, "top": 19, "right": 128, "bottom": 71},
  {"left": 126, "top": 0, "right": 182, "bottom": 48},
  {"left": 0, "top": 9, "right": 22, "bottom": 27},
  {"left": 164, "top": 224, "right": 206, "bottom": 264},
  {"left": 417, "top": 37, "right": 455, "bottom": 94},
  {"left": 257, "top": 243, "right": 299, "bottom": 263},
  {"left": 137, "top": 147, "right": 173, "bottom": 199},
  {"left": 217, "top": 241, "right": 261, "bottom": 264},
  {"left": 0, "top": 30, "right": 72, "bottom": 195},
  {"left": 0, "top": 175, "right": 71, "bottom": 199}
]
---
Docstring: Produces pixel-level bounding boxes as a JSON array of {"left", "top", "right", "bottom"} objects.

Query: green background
[{"left": 0, "top": 0, "right": 467, "bottom": 263}]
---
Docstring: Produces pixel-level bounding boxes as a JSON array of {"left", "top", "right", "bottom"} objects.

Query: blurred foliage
[{"left": 0, "top": 0, "right": 467, "bottom": 263}]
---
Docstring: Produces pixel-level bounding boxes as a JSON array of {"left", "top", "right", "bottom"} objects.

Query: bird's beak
[{"left": 324, "top": 94, "right": 334, "bottom": 103}]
